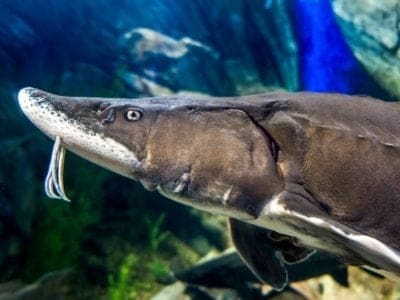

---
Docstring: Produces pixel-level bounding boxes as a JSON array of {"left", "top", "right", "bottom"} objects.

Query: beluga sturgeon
[{"left": 18, "top": 87, "right": 400, "bottom": 290}]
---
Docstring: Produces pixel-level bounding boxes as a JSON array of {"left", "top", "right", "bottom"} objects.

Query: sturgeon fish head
[{"left": 18, "top": 87, "right": 284, "bottom": 220}]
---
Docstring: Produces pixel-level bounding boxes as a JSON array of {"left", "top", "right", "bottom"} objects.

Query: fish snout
[
  {"left": 18, "top": 87, "right": 46, "bottom": 107},
  {"left": 18, "top": 87, "right": 143, "bottom": 181},
  {"left": 18, "top": 87, "right": 59, "bottom": 137}
]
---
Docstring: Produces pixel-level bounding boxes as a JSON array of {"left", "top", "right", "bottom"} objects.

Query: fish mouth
[{"left": 18, "top": 87, "right": 142, "bottom": 202}]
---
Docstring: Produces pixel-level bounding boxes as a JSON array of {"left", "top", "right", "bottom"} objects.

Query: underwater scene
[{"left": 2, "top": 0, "right": 400, "bottom": 299}]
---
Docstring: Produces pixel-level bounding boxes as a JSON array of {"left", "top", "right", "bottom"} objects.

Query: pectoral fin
[
  {"left": 228, "top": 218, "right": 315, "bottom": 290},
  {"left": 268, "top": 231, "right": 315, "bottom": 264},
  {"left": 228, "top": 218, "right": 287, "bottom": 290}
]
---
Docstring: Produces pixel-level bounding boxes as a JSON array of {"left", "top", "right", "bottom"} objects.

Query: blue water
[
  {"left": 0, "top": 0, "right": 384, "bottom": 95},
  {"left": 293, "top": 0, "right": 383, "bottom": 95}
]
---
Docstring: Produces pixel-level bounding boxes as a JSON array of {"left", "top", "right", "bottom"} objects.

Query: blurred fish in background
[{"left": 0, "top": 0, "right": 399, "bottom": 299}]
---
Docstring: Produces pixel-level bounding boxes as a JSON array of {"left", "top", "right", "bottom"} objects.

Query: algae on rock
[{"left": 333, "top": 0, "right": 400, "bottom": 98}]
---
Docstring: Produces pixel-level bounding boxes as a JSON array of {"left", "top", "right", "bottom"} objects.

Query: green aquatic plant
[
  {"left": 107, "top": 251, "right": 170, "bottom": 300},
  {"left": 144, "top": 213, "right": 170, "bottom": 252},
  {"left": 105, "top": 213, "right": 173, "bottom": 299},
  {"left": 22, "top": 193, "right": 101, "bottom": 281},
  {"left": 22, "top": 156, "right": 109, "bottom": 281},
  {"left": 108, "top": 253, "right": 139, "bottom": 300},
  {"left": 147, "top": 259, "right": 169, "bottom": 279}
]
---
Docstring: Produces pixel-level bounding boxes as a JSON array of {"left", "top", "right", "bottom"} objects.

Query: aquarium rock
[
  {"left": 120, "top": 27, "right": 228, "bottom": 95},
  {"left": 0, "top": 270, "right": 71, "bottom": 300},
  {"left": 151, "top": 281, "right": 242, "bottom": 300},
  {"left": 333, "top": 0, "right": 400, "bottom": 97}
]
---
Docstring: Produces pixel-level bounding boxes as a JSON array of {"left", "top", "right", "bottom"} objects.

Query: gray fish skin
[
  {"left": 18, "top": 87, "right": 284, "bottom": 221},
  {"left": 18, "top": 87, "right": 400, "bottom": 283}
]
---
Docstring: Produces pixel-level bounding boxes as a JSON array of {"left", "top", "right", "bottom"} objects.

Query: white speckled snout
[{"left": 18, "top": 87, "right": 141, "bottom": 179}]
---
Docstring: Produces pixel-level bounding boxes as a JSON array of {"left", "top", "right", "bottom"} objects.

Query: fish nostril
[
  {"left": 97, "top": 102, "right": 112, "bottom": 112},
  {"left": 101, "top": 108, "right": 115, "bottom": 124}
]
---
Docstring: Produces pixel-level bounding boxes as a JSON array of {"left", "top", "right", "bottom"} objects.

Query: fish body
[{"left": 18, "top": 87, "right": 400, "bottom": 289}]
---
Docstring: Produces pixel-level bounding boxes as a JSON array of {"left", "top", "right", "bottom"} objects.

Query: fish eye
[{"left": 125, "top": 108, "right": 142, "bottom": 121}]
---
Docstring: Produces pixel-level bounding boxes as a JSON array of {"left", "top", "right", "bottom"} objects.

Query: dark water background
[{"left": 0, "top": 0, "right": 395, "bottom": 298}]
